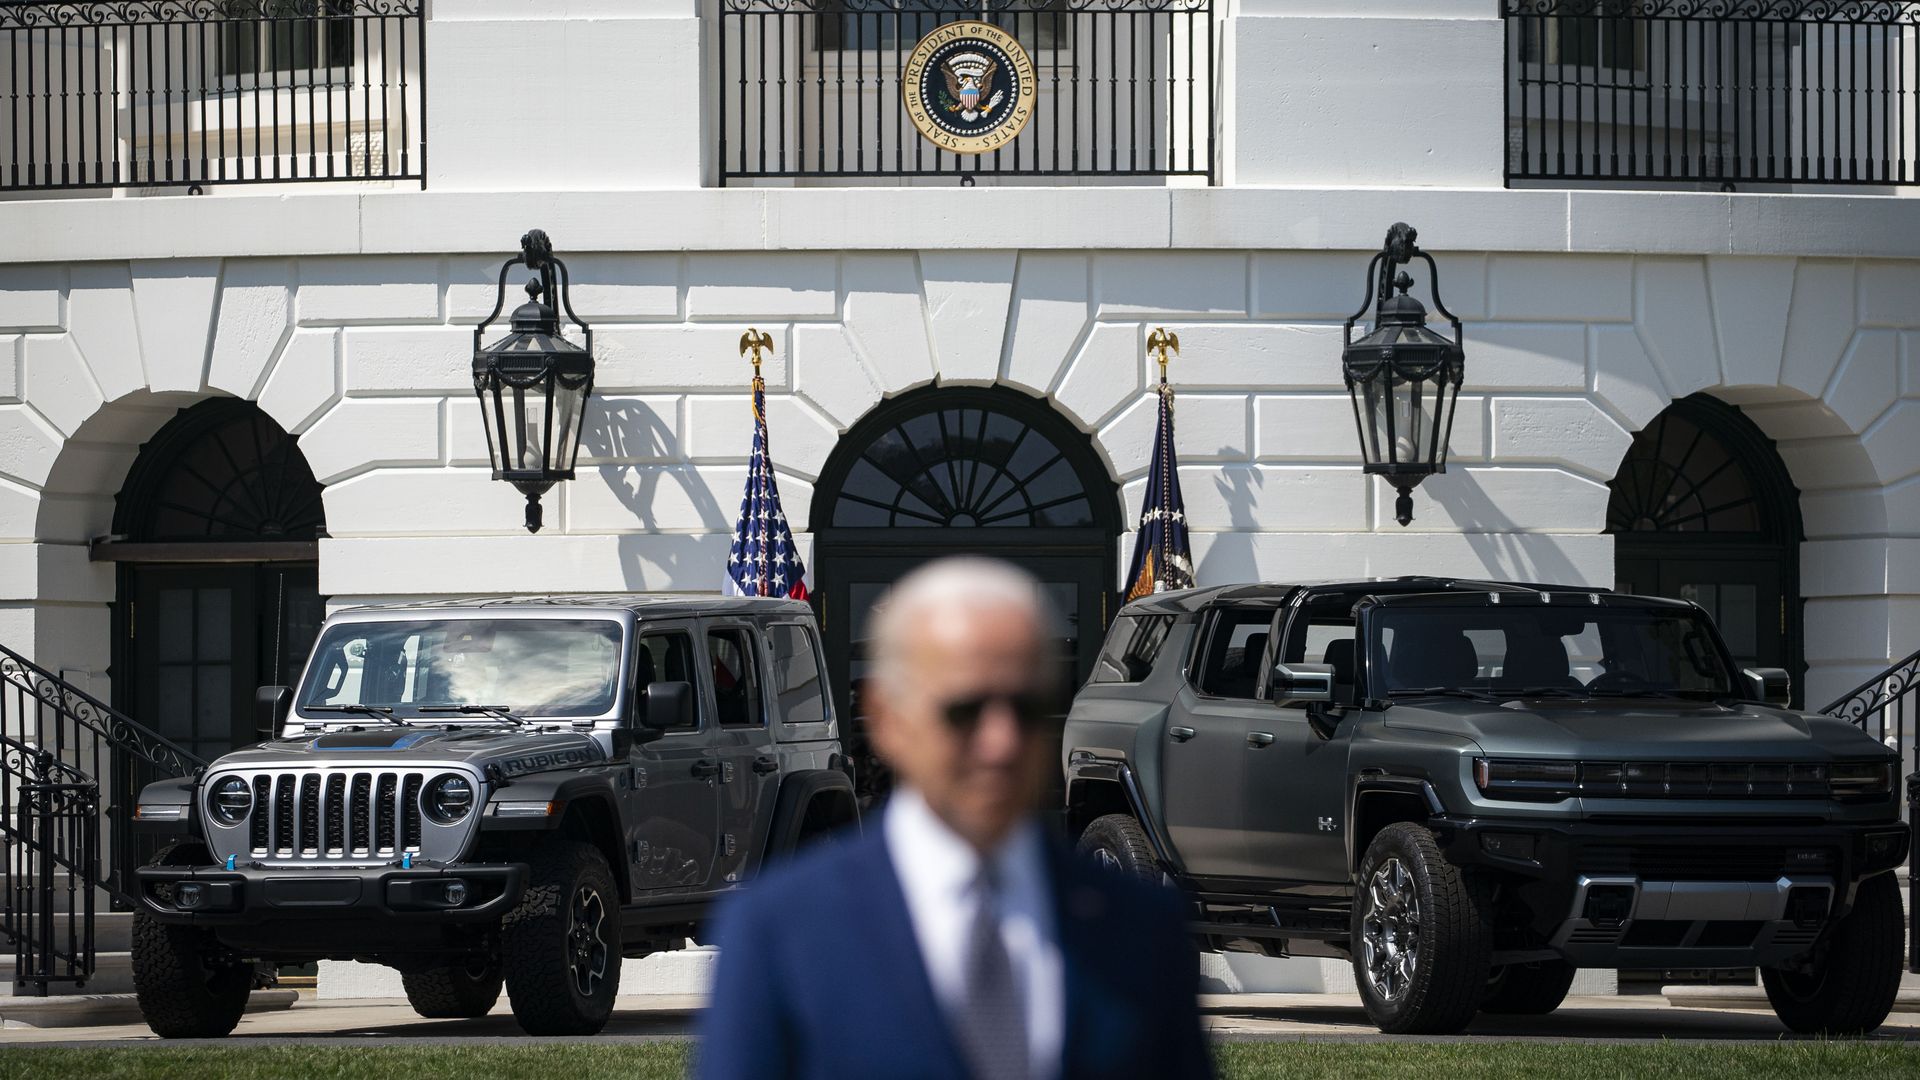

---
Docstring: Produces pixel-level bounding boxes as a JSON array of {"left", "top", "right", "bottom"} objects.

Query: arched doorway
[
  {"left": 810, "top": 385, "right": 1121, "bottom": 799},
  {"left": 107, "top": 399, "right": 327, "bottom": 762},
  {"left": 1607, "top": 394, "right": 1804, "bottom": 703}
]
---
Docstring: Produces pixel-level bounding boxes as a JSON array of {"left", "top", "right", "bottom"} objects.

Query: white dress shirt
[{"left": 884, "top": 788, "right": 1066, "bottom": 1080}]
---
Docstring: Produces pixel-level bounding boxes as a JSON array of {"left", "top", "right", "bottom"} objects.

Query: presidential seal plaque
[{"left": 902, "top": 21, "right": 1036, "bottom": 155}]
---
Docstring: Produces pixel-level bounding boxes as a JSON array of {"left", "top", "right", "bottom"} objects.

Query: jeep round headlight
[
  {"left": 208, "top": 776, "right": 252, "bottom": 827},
  {"left": 423, "top": 774, "right": 475, "bottom": 825}
]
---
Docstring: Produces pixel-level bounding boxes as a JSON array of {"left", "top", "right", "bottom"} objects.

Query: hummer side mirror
[
  {"left": 257, "top": 685, "right": 292, "bottom": 733},
  {"left": 643, "top": 680, "right": 696, "bottom": 734},
  {"left": 1270, "top": 663, "right": 1335, "bottom": 706},
  {"left": 1744, "top": 667, "right": 1792, "bottom": 708}
]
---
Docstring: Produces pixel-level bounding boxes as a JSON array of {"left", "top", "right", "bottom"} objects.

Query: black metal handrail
[
  {"left": 1821, "top": 645, "right": 1920, "bottom": 972},
  {"left": 1503, "top": 0, "right": 1920, "bottom": 187},
  {"left": 0, "top": 0, "right": 426, "bottom": 192},
  {"left": 717, "top": 0, "right": 1214, "bottom": 183},
  {"left": 1, "top": 740, "right": 98, "bottom": 995},
  {"left": 0, "top": 642, "right": 202, "bottom": 905}
]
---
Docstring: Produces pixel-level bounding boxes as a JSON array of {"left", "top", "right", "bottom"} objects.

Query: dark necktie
[{"left": 956, "top": 867, "right": 1029, "bottom": 1080}]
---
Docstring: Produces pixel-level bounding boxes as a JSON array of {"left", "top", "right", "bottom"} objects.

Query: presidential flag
[
  {"left": 725, "top": 357, "right": 809, "bottom": 601},
  {"left": 1124, "top": 348, "right": 1194, "bottom": 601}
]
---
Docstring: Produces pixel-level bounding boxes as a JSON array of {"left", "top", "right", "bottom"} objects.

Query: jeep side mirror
[
  {"left": 1270, "top": 663, "right": 1335, "bottom": 706},
  {"left": 1744, "top": 667, "right": 1792, "bottom": 708},
  {"left": 643, "top": 680, "right": 696, "bottom": 734},
  {"left": 256, "top": 685, "right": 292, "bottom": 733}
]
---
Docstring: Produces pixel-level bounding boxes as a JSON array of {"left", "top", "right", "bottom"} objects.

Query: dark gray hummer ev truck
[
  {"left": 1065, "top": 578, "right": 1909, "bottom": 1035},
  {"left": 131, "top": 596, "right": 857, "bottom": 1038}
]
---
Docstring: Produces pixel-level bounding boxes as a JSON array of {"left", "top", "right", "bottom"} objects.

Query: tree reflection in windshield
[{"left": 298, "top": 619, "right": 624, "bottom": 718}]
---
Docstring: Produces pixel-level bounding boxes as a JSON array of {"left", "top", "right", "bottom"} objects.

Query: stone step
[
  {"left": 4, "top": 912, "right": 134, "bottom": 953},
  {"left": 0, "top": 989, "right": 298, "bottom": 1029},
  {"left": 0, "top": 951, "right": 133, "bottom": 997}
]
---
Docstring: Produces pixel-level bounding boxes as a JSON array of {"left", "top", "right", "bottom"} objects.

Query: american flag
[
  {"left": 1124, "top": 377, "right": 1194, "bottom": 601},
  {"left": 725, "top": 373, "right": 809, "bottom": 601}
]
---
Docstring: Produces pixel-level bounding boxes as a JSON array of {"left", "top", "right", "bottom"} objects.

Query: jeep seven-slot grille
[{"left": 239, "top": 770, "right": 430, "bottom": 860}]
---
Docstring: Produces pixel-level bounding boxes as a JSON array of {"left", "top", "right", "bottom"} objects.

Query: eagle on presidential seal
[{"left": 939, "top": 52, "right": 1005, "bottom": 122}]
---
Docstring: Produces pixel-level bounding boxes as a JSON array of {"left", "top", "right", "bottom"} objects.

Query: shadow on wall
[
  {"left": 1426, "top": 470, "right": 1592, "bottom": 588},
  {"left": 585, "top": 398, "right": 729, "bottom": 592}
]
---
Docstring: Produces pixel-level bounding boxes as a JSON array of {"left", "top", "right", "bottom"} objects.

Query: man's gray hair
[{"left": 869, "top": 556, "right": 1061, "bottom": 692}]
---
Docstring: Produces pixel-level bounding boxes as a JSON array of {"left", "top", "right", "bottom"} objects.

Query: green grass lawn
[{"left": 1, "top": 1041, "right": 1917, "bottom": 1079}]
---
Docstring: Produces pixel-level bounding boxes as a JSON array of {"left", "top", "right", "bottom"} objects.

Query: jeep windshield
[
  {"left": 296, "top": 618, "right": 623, "bottom": 720},
  {"left": 1370, "top": 603, "right": 1737, "bottom": 702}
]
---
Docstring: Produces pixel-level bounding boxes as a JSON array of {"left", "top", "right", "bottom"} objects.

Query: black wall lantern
[
  {"left": 473, "top": 229, "right": 595, "bottom": 533},
  {"left": 1342, "top": 222, "right": 1466, "bottom": 527}
]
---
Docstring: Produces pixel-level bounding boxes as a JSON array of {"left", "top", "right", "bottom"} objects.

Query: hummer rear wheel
[
  {"left": 1351, "top": 823, "right": 1491, "bottom": 1035},
  {"left": 1761, "top": 870, "right": 1903, "bottom": 1035},
  {"left": 501, "top": 841, "right": 623, "bottom": 1036}
]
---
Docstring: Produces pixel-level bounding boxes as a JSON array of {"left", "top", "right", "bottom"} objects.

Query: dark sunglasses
[{"left": 938, "top": 692, "right": 1058, "bottom": 735}]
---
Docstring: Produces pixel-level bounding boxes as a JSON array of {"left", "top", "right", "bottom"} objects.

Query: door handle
[
  {"left": 691, "top": 759, "right": 722, "bottom": 779},
  {"left": 752, "top": 755, "right": 780, "bottom": 774},
  {"left": 1246, "top": 731, "right": 1276, "bottom": 748},
  {"left": 1168, "top": 726, "right": 1197, "bottom": 743}
]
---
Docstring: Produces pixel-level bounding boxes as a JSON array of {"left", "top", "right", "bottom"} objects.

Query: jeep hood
[
  {"left": 209, "top": 725, "right": 607, "bottom": 777},
  {"left": 1383, "top": 699, "right": 1889, "bottom": 761}
]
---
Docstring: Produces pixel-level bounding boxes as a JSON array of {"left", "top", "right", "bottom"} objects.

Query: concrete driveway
[{"left": 5, "top": 993, "right": 1918, "bottom": 1047}]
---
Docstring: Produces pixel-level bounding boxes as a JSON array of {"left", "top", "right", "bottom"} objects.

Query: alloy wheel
[
  {"left": 1361, "top": 857, "right": 1422, "bottom": 1003},
  {"left": 568, "top": 885, "right": 609, "bottom": 998}
]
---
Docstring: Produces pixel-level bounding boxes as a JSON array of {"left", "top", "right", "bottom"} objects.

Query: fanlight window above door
[{"left": 831, "top": 405, "right": 1095, "bottom": 528}]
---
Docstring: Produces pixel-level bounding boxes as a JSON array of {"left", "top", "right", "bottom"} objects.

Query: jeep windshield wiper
[
  {"left": 304, "top": 704, "right": 410, "bottom": 727},
  {"left": 417, "top": 704, "right": 527, "bottom": 726}
]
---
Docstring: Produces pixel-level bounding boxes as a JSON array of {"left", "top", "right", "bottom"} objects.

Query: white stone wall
[{"left": 0, "top": 246, "right": 1914, "bottom": 709}]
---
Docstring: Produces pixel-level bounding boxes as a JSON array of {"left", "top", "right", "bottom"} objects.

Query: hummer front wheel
[
  {"left": 1351, "top": 823, "right": 1491, "bottom": 1035},
  {"left": 501, "top": 841, "right": 623, "bottom": 1035},
  {"left": 1761, "top": 870, "right": 1903, "bottom": 1035}
]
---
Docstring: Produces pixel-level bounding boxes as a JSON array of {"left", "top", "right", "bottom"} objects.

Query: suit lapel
[{"left": 857, "top": 825, "right": 972, "bottom": 1076}]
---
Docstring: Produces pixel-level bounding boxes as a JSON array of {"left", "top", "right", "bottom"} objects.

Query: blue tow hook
[
  {"left": 402, "top": 852, "right": 413, "bottom": 869},
  {"left": 225, "top": 854, "right": 236, "bottom": 871}
]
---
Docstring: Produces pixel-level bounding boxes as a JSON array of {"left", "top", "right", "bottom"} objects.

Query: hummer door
[
  {"left": 628, "top": 625, "right": 721, "bottom": 894},
  {"left": 1158, "top": 606, "right": 1274, "bottom": 880},
  {"left": 1238, "top": 597, "right": 1357, "bottom": 886}
]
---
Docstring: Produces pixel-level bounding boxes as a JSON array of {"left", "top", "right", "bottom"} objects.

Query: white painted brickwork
[{"left": 0, "top": 249, "right": 1913, "bottom": 710}]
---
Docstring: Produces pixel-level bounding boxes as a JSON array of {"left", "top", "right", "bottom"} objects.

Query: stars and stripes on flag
[
  {"left": 725, "top": 376, "right": 809, "bottom": 601},
  {"left": 1124, "top": 380, "right": 1195, "bottom": 601}
]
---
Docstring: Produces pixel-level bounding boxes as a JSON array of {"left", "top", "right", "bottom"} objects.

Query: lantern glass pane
[
  {"left": 512, "top": 383, "right": 553, "bottom": 474},
  {"left": 552, "top": 382, "right": 586, "bottom": 472},
  {"left": 1360, "top": 377, "right": 1386, "bottom": 467},
  {"left": 476, "top": 386, "right": 502, "bottom": 475},
  {"left": 1432, "top": 372, "right": 1460, "bottom": 469}
]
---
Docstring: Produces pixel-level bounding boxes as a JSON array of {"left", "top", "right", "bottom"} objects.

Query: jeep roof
[{"left": 331, "top": 593, "right": 815, "bottom": 620}]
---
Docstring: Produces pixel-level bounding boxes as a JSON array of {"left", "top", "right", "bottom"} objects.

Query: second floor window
[
  {"left": 223, "top": 0, "right": 355, "bottom": 81},
  {"left": 1517, "top": 15, "right": 1646, "bottom": 73}
]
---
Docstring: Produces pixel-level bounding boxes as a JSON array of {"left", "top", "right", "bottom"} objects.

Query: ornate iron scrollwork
[
  {"left": 0, "top": 645, "right": 203, "bottom": 776},
  {"left": 0, "top": 0, "right": 422, "bottom": 30},
  {"left": 1503, "top": 0, "right": 1920, "bottom": 24}
]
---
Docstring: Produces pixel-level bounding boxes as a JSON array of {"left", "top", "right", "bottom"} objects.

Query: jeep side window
[
  {"left": 1196, "top": 608, "right": 1272, "bottom": 699},
  {"left": 636, "top": 632, "right": 699, "bottom": 731},
  {"left": 708, "top": 628, "right": 765, "bottom": 728},
  {"left": 767, "top": 622, "right": 828, "bottom": 726},
  {"left": 1092, "top": 614, "right": 1176, "bottom": 683}
]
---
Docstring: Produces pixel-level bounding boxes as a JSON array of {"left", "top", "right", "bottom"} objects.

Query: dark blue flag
[
  {"left": 1125, "top": 377, "right": 1194, "bottom": 601},
  {"left": 725, "top": 368, "right": 809, "bottom": 601}
]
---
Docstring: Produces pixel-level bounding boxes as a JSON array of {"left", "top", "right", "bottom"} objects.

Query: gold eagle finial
[
  {"left": 1147, "top": 327, "right": 1179, "bottom": 383},
  {"left": 739, "top": 328, "right": 774, "bottom": 374}
]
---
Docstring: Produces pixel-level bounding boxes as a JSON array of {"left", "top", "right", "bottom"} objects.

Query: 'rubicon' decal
[{"left": 496, "top": 746, "right": 602, "bottom": 777}]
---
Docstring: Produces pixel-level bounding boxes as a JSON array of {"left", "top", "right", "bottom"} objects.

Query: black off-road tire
[
  {"left": 402, "top": 960, "right": 505, "bottom": 1019},
  {"left": 131, "top": 913, "right": 253, "bottom": 1039},
  {"left": 501, "top": 841, "right": 623, "bottom": 1036},
  {"left": 1351, "top": 823, "right": 1493, "bottom": 1035},
  {"left": 1481, "top": 959, "right": 1577, "bottom": 1015},
  {"left": 1761, "top": 871, "right": 1904, "bottom": 1035},
  {"left": 1077, "top": 814, "right": 1162, "bottom": 883}
]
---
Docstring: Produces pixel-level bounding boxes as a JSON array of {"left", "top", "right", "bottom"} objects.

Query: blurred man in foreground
[{"left": 698, "top": 556, "right": 1212, "bottom": 1080}]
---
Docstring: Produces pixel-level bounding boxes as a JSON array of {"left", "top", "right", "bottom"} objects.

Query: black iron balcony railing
[
  {"left": 1, "top": 0, "right": 424, "bottom": 193},
  {"left": 1504, "top": 0, "right": 1920, "bottom": 187},
  {"left": 717, "top": 0, "right": 1214, "bottom": 184}
]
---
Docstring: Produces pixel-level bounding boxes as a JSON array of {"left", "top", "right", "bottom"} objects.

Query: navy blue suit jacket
[{"left": 696, "top": 822, "right": 1213, "bottom": 1080}]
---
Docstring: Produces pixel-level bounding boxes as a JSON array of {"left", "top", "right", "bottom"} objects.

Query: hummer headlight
[
  {"left": 208, "top": 776, "right": 253, "bottom": 826},
  {"left": 423, "top": 774, "right": 476, "bottom": 825},
  {"left": 1831, "top": 761, "right": 1894, "bottom": 798}
]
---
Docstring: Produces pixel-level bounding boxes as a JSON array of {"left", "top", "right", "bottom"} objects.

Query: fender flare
[
  {"left": 476, "top": 772, "right": 622, "bottom": 833},
  {"left": 763, "top": 769, "right": 858, "bottom": 862},
  {"left": 1066, "top": 755, "right": 1180, "bottom": 873}
]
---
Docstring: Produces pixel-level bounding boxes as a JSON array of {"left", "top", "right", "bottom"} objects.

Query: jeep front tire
[
  {"left": 402, "top": 959, "right": 504, "bottom": 1019},
  {"left": 131, "top": 913, "right": 253, "bottom": 1038},
  {"left": 1761, "top": 870, "right": 1904, "bottom": 1035},
  {"left": 1351, "top": 823, "right": 1492, "bottom": 1035},
  {"left": 501, "top": 841, "right": 623, "bottom": 1035}
]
